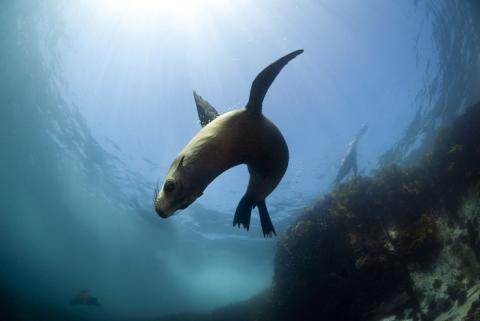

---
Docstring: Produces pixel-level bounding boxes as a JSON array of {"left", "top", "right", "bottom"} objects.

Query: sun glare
[{"left": 99, "top": 0, "right": 227, "bottom": 31}]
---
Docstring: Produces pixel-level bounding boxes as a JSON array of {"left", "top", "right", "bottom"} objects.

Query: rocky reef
[
  {"left": 158, "top": 102, "right": 480, "bottom": 321},
  {"left": 273, "top": 101, "right": 480, "bottom": 321}
]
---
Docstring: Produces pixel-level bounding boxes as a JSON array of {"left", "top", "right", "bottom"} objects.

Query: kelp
[{"left": 273, "top": 102, "right": 480, "bottom": 321}]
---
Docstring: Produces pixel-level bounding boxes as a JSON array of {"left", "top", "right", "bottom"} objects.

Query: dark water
[{"left": 0, "top": 1, "right": 479, "bottom": 320}]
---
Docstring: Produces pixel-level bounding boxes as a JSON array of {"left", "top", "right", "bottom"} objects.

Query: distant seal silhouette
[
  {"left": 70, "top": 290, "right": 100, "bottom": 306},
  {"left": 334, "top": 123, "right": 368, "bottom": 185},
  {"left": 154, "top": 50, "right": 303, "bottom": 237}
]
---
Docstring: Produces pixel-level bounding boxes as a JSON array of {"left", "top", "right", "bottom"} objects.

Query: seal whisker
[{"left": 153, "top": 180, "right": 160, "bottom": 208}]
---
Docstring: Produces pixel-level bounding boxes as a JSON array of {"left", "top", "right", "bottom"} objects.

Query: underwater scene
[{"left": 1, "top": 1, "right": 480, "bottom": 320}]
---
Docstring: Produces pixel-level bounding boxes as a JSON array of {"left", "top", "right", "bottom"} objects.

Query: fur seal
[
  {"left": 334, "top": 123, "right": 368, "bottom": 185},
  {"left": 70, "top": 290, "right": 100, "bottom": 306},
  {"left": 154, "top": 50, "right": 303, "bottom": 237}
]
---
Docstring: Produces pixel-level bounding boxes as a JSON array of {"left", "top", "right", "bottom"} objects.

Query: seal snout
[
  {"left": 155, "top": 206, "right": 170, "bottom": 219},
  {"left": 155, "top": 199, "right": 170, "bottom": 218}
]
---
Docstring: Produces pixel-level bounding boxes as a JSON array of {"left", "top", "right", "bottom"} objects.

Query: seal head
[{"left": 154, "top": 155, "right": 203, "bottom": 218}]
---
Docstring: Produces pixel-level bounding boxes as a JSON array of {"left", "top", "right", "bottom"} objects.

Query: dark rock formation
[{"left": 273, "top": 102, "right": 480, "bottom": 321}]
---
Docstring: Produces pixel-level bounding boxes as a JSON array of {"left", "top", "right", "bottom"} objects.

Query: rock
[{"left": 273, "top": 102, "right": 480, "bottom": 321}]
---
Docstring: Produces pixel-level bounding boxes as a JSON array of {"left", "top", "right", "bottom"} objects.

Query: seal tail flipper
[
  {"left": 193, "top": 90, "right": 219, "bottom": 127},
  {"left": 246, "top": 49, "right": 304, "bottom": 115},
  {"left": 233, "top": 195, "right": 255, "bottom": 230},
  {"left": 258, "top": 200, "right": 276, "bottom": 238}
]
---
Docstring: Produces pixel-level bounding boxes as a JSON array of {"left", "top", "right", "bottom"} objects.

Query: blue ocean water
[{"left": 0, "top": 1, "right": 479, "bottom": 320}]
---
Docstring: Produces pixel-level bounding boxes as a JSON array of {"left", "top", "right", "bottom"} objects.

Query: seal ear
[
  {"left": 246, "top": 49, "right": 303, "bottom": 115},
  {"left": 177, "top": 155, "right": 185, "bottom": 169}
]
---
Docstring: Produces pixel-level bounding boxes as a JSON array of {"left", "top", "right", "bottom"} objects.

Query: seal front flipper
[
  {"left": 233, "top": 195, "right": 255, "bottom": 231},
  {"left": 193, "top": 90, "right": 219, "bottom": 127},
  {"left": 258, "top": 200, "right": 276, "bottom": 237},
  {"left": 246, "top": 49, "right": 304, "bottom": 115}
]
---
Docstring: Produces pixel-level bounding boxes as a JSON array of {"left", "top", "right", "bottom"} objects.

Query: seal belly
[{"left": 244, "top": 116, "right": 289, "bottom": 201}]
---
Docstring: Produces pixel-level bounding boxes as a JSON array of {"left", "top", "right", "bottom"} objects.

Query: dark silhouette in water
[
  {"left": 154, "top": 50, "right": 303, "bottom": 237},
  {"left": 193, "top": 90, "right": 219, "bottom": 127},
  {"left": 70, "top": 290, "right": 100, "bottom": 307},
  {"left": 334, "top": 123, "right": 368, "bottom": 185}
]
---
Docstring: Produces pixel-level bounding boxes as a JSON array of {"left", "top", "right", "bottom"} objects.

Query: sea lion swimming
[
  {"left": 154, "top": 50, "right": 303, "bottom": 237},
  {"left": 334, "top": 123, "right": 368, "bottom": 185}
]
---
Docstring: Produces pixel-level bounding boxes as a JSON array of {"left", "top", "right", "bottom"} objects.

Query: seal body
[
  {"left": 334, "top": 123, "right": 368, "bottom": 185},
  {"left": 155, "top": 50, "right": 303, "bottom": 237},
  {"left": 182, "top": 108, "right": 288, "bottom": 202}
]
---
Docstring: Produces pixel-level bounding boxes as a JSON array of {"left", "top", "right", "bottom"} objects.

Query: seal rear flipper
[
  {"left": 233, "top": 195, "right": 255, "bottom": 230},
  {"left": 246, "top": 49, "right": 304, "bottom": 115},
  {"left": 193, "top": 90, "right": 219, "bottom": 127},
  {"left": 258, "top": 200, "right": 276, "bottom": 238}
]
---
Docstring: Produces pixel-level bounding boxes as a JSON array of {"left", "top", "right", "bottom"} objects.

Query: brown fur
[
  {"left": 155, "top": 108, "right": 288, "bottom": 217},
  {"left": 154, "top": 50, "right": 302, "bottom": 222}
]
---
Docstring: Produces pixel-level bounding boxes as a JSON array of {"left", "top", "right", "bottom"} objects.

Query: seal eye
[{"left": 164, "top": 180, "right": 176, "bottom": 193}]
